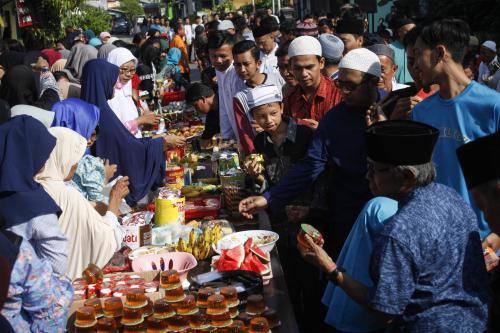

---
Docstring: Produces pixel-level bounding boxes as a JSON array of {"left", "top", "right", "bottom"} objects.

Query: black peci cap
[
  {"left": 456, "top": 132, "right": 500, "bottom": 189},
  {"left": 366, "top": 120, "right": 439, "bottom": 165},
  {"left": 335, "top": 17, "right": 364, "bottom": 35}
]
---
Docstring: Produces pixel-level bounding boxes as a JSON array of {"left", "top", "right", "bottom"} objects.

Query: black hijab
[
  {"left": 0, "top": 65, "right": 39, "bottom": 107},
  {"left": 0, "top": 100, "right": 10, "bottom": 124}
]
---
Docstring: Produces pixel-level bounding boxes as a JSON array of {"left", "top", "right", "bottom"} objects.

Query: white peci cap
[
  {"left": 339, "top": 48, "right": 381, "bottom": 78},
  {"left": 217, "top": 20, "right": 235, "bottom": 31},
  {"left": 246, "top": 84, "right": 283, "bottom": 110},
  {"left": 288, "top": 36, "right": 322, "bottom": 58},
  {"left": 482, "top": 40, "right": 497, "bottom": 52}
]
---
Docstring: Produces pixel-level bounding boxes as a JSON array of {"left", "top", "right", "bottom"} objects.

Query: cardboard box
[{"left": 67, "top": 270, "right": 162, "bottom": 332}]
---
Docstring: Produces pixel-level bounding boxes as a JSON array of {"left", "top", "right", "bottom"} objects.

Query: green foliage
[
  {"left": 119, "top": 0, "right": 144, "bottom": 22},
  {"left": 238, "top": 0, "right": 272, "bottom": 13},
  {"left": 63, "top": 6, "right": 112, "bottom": 35},
  {"left": 213, "top": 0, "right": 235, "bottom": 14},
  {"left": 34, "top": 3, "right": 111, "bottom": 43}
]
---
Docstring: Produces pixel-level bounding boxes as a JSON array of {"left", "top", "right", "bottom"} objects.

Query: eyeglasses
[
  {"left": 367, "top": 162, "right": 391, "bottom": 174},
  {"left": 334, "top": 77, "right": 367, "bottom": 92},
  {"left": 119, "top": 67, "right": 136, "bottom": 75}
]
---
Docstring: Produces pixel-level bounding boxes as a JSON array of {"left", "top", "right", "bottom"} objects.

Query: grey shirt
[{"left": 8, "top": 213, "right": 69, "bottom": 276}]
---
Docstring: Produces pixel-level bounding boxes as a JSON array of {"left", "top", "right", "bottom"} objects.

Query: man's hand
[
  {"left": 390, "top": 96, "right": 422, "bottom": 120},
  {"left": 104, "top": 159, "right": 117, "bottom": 184},
  {"left": 298, "top": 234, "right": 335, "bottom": 272},
  {"left": 138, "top": 112, "right": 162, "bottom": 126},
  {"left": 251, "top": 120, "right": 264, "bottom": 133},
  {"left": 163, "top": 134, "right": 186, "bottom": 148},
  {"left": 483, "top": 233, "right": 500, "bottom": 251},
  {"left": 300, "top": 118, "right": 319, "bottom": 130},
  {"left": 366, "top": 103, "right": 387, "bottom": 127},
  {"left": 238, "top": 196, "right": 268, "bottom": 219}
]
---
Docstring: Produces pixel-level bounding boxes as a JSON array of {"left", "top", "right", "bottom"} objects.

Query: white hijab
[
  {"left": 37, "top": 127, "right": 121, "bottom": 279},
  {"left": 107, "top": 48, "right": 142, "bottom": 137},
  {"left": 11, "top": 105, "right": 55, "bottom": 128}
]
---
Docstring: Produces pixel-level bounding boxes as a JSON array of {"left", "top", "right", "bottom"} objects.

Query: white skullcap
[
  {"left": 288, "top": 36, "right": 322, "bottom": 58},
  {"left": 218, "top": 20, "right": 235, "bottom": 31},
  {"left": 319, "top": 34, "right": 344, "bottom": 61},
  {"left": 482, "top": 40, "right": 497, "bottom": 52},
  {"left": 246, "top": 85, "right": 283, "bottom": 110},
  {"left": 339, "top": 48, "right": 381, "bottom": 77}
]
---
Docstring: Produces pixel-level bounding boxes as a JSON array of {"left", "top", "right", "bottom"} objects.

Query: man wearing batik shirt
[
  {"left": 283, "top": 36, "right": 342, "bottom": 130},
  {"left": 457, "top": 132, "right": 500, "bottom": 332},
  {"left": 298, "top": 120, "right": 489, "bottom": 332}
]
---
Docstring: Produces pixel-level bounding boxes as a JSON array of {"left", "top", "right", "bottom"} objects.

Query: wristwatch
[{"left": 327, "top": 266, "right": 345, "bottom": 286}]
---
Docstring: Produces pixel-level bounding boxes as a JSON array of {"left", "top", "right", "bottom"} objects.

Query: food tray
[
  {"left": 162, "top": 91, "right": 185, "bottom": 105},
  {"left": 185, "top": 195, "right": 221, "bottom": 219}
]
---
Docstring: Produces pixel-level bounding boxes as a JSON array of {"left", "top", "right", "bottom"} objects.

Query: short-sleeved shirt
[
  {"left": 412, "top": 81, "right": 500, "bottom": 239},
  {"left": 369, "top": 183, "right": 490, "bottom": 331}
]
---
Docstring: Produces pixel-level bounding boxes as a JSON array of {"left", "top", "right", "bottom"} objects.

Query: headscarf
[
  {"left": 22, "top": 51, "right": 45, "bottom": 68},
  {"left": 41, "top": 49, "right": 62, "bottom": 67},
  {"left": 0, "top": 65, "right": 39, "bottom": 107},
  {"left": 97, "top": 43, "right": 117, "bottom": 59},
  {"left": 88, "top": 38, "right": 102, "bottom": 47},
  {"left": 51, "top": 98, "right": 99, "bottom": 155},
  {"left": 147, "top": 28, "right": 159, "bottom": 38},
  {"left": 57, "top": 81, "right": 81, "bottom": 100},
  {"left": 50, "top": 58, "right": 67, "bottom": 72},
  {"left": 0, "top": 51, "right": 25, "bottom": 71},
  {"left": 141, "top": 44, "right": 160, "bottom": 71},
  {"left": 166, "top": 47, "right": 181, "bottom": 65},
  {"left": 0, "top": 115, "right": 61, "bottom": 227},
  {"left": 83, "top": 29, "right": 96, "bottom": 41},
  {"left": 81, "top": 59, "right": 165, "bottom": 205},
  {"left": 59, "top": 49, "right": 71, "bottom": 59},
  {"left": 65, "top": 43, "right": 98, "bottom": 81},
  {"left": 107, "top": 47, "right": 137, "bottom": 68},
  {"left": 0, "top": 100, "right": 10, "bottom": 124},
  {"left": 11, "top": 105, "right": 54, "bottom": 128},
  {"left": 159, "top": 39, "right": 169, "bottom": 52},
  {"left": 36, "top": 126, "right": 120, "bottom": 279}
]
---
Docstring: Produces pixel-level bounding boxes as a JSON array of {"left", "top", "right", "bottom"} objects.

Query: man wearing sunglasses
[{"left": 240, "top": 48, "right": 382, "bottom": 259}]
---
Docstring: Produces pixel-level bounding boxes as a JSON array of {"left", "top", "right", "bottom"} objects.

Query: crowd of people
[{"left": 0, "top": 3, "right": 500, "bottom": 332}]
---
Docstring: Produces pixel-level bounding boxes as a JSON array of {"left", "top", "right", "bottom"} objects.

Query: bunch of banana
[
  {"left": 174, "top": 225, "right": 224, "bottom": 260},
  {"left": 181, "top": 184, "right": 219, "bottom": 198}
]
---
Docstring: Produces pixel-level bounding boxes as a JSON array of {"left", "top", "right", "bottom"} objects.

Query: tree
[{"left": 119, "top": 0, "right": 144, "bottom": 22}]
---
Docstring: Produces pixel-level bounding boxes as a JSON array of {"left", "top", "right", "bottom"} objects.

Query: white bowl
[{"left": 215, "top": 230, "right": 279, "bottom": 254}]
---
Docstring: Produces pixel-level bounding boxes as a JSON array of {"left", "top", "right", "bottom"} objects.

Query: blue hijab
[
  {"left": 0, "top": 115, "right": 61, "bottom": 227},
  {"left": 51, "top": 98, "right": 99, "bottom": 155},
  {"left": 166, "top": 47, "right": 181, "bottom": 65},
  {"left": 80, "top": 59, "right": 165, "bottom": 205}
]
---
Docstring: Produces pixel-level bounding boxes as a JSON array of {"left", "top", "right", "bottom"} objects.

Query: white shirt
[
  {"left": 478, "top": 56, "right": 498, "bottom": 84},
  {"left": 108, "top": 82, "right": 142, "bottom": 138},
  {"left": 259, "top": 43, "right": 279, "bottom": 76},
  {"left": 184, "top": 24, "right": 193, "bottom": 44},
  {"left": 216, "top": 64, "right": 243, "bottom": 140}
]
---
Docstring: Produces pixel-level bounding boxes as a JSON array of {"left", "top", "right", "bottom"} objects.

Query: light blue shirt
[
  {"left": 322, "top": 197, "right": 398, "bottom": 332},
  {"left": 389, "top": 40, "right": 413, "bottom": 84},
  {"left": 412, "top": 81, "right": 500, "bottom": 239}
]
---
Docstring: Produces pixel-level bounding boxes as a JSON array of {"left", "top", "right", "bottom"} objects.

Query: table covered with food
[{"left": 67, "top": 100, "right": 300, "bottom": 332}]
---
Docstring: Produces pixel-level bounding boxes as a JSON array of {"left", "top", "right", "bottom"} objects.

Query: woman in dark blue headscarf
[
  {"left": 80, "top": 59, "right": 165, "bottom": 205},
  {"left": 0, "top": 115, "right": 68, "bottom": 275},
  {"left": 51, "top": 98, "right": 113, "bottom": 204}
]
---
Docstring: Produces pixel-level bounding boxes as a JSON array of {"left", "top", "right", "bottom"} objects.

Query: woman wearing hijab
[
  {"left": 158, "top": 47, "right": 189, "bottom": 89},
  {"left": 98, "top": 42, "right": 117, "bottom": 59},
  {"left": 0, "top": 64, "right": 60, "bottom": 110},
  {"left": 84, "top": 29, "right": 102, "bottom": 47},
  {"left": 0, "top": 116, "right": 72, "bottom": 332},
  {"left": 0, "top": 50, "right": 25, "bottom": 79},
  {"left": 0, "top": 115, "right": 68, "bottom": 276},
  {"left": 0, "top": 99, "right": 9, "bottom": 123},
  {"left": 36, "top": 126, "right": 128, "bottom": 279},
  {"left": 52, "top": 98, "right": 116, "bottom": 205},
  {"left": 107, "top": 47, "right": 160, "bottom": 138},
  {"left": 0, "top": 232, "right": 72, "bottom": 332},
  {"left": 41, "top": 48, "right": 61, "bottom": 68},
  {"left": 65, "top": 42, "right": 98, "bottom": 82},
  {"left": 81, "top": 58, "right": 180, "bottom": 204},
  {"left": 137, "top": 44, "right": 160, "bottom": 100}
]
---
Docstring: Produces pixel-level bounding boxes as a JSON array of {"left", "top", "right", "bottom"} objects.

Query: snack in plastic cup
[{"left": 297, "top": 223, "right": 323, "bottom": 250}]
